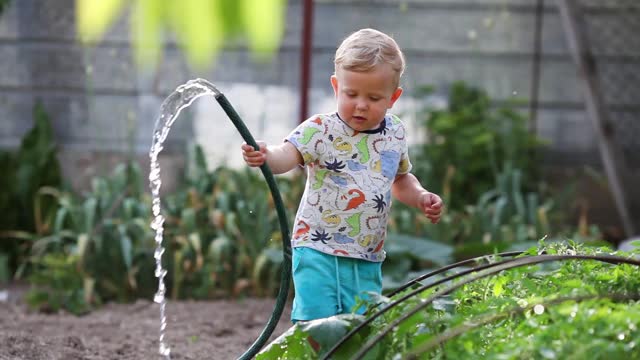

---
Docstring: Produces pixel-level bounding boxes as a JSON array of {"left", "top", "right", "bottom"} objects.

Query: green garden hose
[{"left": 213, "top": 89, "right": 292, "bottom": 360}]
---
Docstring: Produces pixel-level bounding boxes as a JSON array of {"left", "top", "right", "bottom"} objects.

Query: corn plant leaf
[
  {"left": 180, "top": 208, "right": 197, "bottom": 232},
  {"left": 53, "top": 207, "right": 68, "bottom": 233},
  {"left": 83, "top": 197, "right": 98, "bottom": 235},
  {"left": 77, "top": 233, "right": 89, "bottom": 263},
  {"left": 118, "top": 225, "right": 133, "bottom": 269}
]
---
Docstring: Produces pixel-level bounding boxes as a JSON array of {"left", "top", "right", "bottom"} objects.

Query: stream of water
[{"left": 148, "top": 79, "right": 222, "bottom": 359}]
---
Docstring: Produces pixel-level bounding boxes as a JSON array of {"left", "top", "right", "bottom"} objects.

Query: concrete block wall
[{"left": 0, "top": 0, "right": 637, "bottom": 231}]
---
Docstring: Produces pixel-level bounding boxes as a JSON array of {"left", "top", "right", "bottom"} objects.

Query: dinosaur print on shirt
[{"left": 287, "top": 113, "right": 412, "bottom": 262}]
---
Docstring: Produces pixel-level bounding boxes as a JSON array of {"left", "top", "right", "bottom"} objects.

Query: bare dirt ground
[{"left": 0, "top": 285, "right": 292, "bottom": 360}]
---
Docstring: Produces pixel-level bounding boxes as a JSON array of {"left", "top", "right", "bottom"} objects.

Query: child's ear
[
  {"left": 330, "top": 75, "right": 339, "bottom": 96},
  {"left": 389, "top": 87, "right": 403, "bottom": 108}
]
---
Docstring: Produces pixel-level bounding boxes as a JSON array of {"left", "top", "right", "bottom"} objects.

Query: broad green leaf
[
  {"left": 53, "top": 207, "right": 68, "bottom": 233},
  {"left": 386, "top": 233, "right": 453, "bottom": 266},
  {"left": 131, "top": 0, "right": 164, "bottom": 68},
  {"left": 167, "top": 0, "right": 222, "bottom": 70},
  {"left": 241, "top": 0, "right": 286, "bottom": 59},
  {"left": 297, "top": 314, "right": 367, "bottom": 358},
  {"left": 180, "top": 208, "right": 197, "bottom": 231},
  {"left": 76, "top": 0, "right": 126, "bottom": 43},
  {"left": 256, "top": 325, "right": 315, "bottom": 359},
  {"left": 83, "top": 197, "right": 98, "bottom": 235},
  {"left": 77, "top": 233, "right": 89, "bottom": 261},
  {"left": 118, "top": 225, "right": 133, "bottom": 269},
  {"left": 493, "top": 276, "right": 507, "bottom": 297}
]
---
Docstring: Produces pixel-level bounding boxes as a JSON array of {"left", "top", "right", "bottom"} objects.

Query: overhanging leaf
[
  {"left": 241, "top": 0, "right": 286, "bottom": 59},
  {"left": 166, "top": 0, "right": 222, "bottom": 69},
  {"left": 131, "top": 0, "right": 164, "bottom": 68},
  {"left": 76, "top": 0, "right": 126, "bottom": 43}
]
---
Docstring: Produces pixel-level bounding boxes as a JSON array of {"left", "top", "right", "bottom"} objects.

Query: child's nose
[{"left": 356, "top": 99, "right": 368, "bottom": 110}]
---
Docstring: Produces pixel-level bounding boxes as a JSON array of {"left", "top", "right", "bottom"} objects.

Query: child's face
[{"left": 331, "top": 64, "right": 403, "bottom": 132}]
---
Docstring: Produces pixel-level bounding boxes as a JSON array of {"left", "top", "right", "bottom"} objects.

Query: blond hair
[{"left": 334, "top": 28, "right": 405, "bottom": 87}]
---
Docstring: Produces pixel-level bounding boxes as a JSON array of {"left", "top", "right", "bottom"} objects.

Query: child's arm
[
  {"left": 392, "top": 173, "right": 443, "bottom": 224},
  {"left": 241, "top": 141, "right": 303, "bottom": 174}
]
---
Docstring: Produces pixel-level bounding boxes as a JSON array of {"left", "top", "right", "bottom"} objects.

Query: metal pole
[
  {"left": 556, "top": 0, "right": 636, "bottom": 236},
  {"left": 299, "top": 0, "right": 314, "bottom": 123},
  {"left": 529, "top": 0, "right": 545, "bottom": 133}
]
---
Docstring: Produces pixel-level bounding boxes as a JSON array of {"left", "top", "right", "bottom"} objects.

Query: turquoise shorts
[{"left": 291, "top": 246, "right": 383, "bottom": 322}]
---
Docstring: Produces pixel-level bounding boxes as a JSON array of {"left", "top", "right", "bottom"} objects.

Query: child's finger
[
  {"left": 426, "top": 210, "right": 441, "bottom": 218},
  {"left": 428, "top": 195, "right": 443, "bottom": 208},
  {"left": 429, "top": 212, "right": 442, "bottom": 220}
]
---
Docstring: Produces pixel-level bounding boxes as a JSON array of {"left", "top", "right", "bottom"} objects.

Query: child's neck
[{"left": 335, "top": 112, "right": 387, "bottom": 134}]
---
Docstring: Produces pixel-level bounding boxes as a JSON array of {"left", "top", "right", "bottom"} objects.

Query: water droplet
[
  {"left": 154, "top": 292, "right": 164, "bottom": 304},
  {"left": 570, "top": 311, "right": 576, "bottom": 318},
  {"left": 467, "top": 30, "right": 477, "bottom": 40},
  {"left": 249, "top": 210, "right": 253, "bottom": 214},
  {"left": 534, "top": 304, "right": 545, "bottom": 315},
  {"left": 539, "top": 348, "right": 556, "bottom": 359},
  {"left": 155, "top": 268, "right": 167, "bottom": 278},
  {"left": 159, "top": 343, "right": 171, "bottom": 356},
  {"left": 618, "top": 333, "right": 626, "bottom": 341}
]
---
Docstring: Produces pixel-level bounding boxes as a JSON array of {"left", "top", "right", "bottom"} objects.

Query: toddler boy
[{"left": 241, "top": 28, "right": 442, "bottom": 322}]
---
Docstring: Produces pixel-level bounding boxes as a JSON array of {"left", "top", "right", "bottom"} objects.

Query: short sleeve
[
  {"left": 391, "top": 115, "right": 412, "bottom": 175},
  {"left": 284, "top": 115, "right": 326, "bottom": 166}
]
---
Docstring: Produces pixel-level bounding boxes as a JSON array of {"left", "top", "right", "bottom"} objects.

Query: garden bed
[{"left": 0, "top": 284, "right": 292, "bottom": 360}]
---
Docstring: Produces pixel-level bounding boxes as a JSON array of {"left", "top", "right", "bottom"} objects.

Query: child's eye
[
  {"left": 346, "top": 93, "right": 356, "bottom": 98},
  {"left": 369, "top": 97, "right": 381, "bottom": 101}
]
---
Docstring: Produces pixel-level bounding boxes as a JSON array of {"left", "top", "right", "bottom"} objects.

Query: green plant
[
  {"left": 256, "top": 241, "right": 640, "bottom": 359},
  {"left": 21, "top": 140, "right": 304, "bottom": 310},
  {"left": 382, "top": 233, "right": 453, "bottom": 290},
  {"left": 0, "top": 0, "right": 11, "bottom": 14},
  {"left": 26, "top": 162, "right": 156, "bottom": 312},
  {"left": 26, "top": 253, "right": 93, "bottom": 315},
  {"left": 0, "top": 253, "right": 9, "bottom": 284},
  {"left": 411, "top": 82, "right": 543, "bottom": 211},
  {"left": 389, "top": 157, "right": 596, "bottom": 261},
  {"left": 451, "top": 165, "right": 553, "bottom": 259},
  {"left": 162, "top": 144, "right": 302, "bottom": 299},
  {"left": 0, "top": 103, "right": 62, "bottom": 276}
]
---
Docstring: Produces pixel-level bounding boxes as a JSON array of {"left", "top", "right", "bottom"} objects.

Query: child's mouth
[{"left": 352, "top": 116, "right": 366, "bottom": 122}]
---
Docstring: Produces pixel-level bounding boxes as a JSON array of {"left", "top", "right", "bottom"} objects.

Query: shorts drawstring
[
  {"left": 335, "top": 256, "right": 342, "bottom": 313},
  {"left": 354, "top": 261, "right": 360, "bottom": 297}
]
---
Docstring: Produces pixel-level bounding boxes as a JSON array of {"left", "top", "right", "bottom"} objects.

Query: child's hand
[
  {"left": 419, "top": 192, "right": 443, "bottom": 224},
  {"left": 241, "top": 141, "right": 267, "bottom": 167}
]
